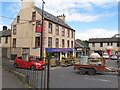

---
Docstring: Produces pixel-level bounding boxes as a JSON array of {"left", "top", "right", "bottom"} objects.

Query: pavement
[{"left": 2, "top": 69, "right": 25, "bottom": 88}]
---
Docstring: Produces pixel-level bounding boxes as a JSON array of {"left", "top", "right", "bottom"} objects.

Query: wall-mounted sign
[{"left": 46, "top": 48, "right": 74, "bottom": 52}]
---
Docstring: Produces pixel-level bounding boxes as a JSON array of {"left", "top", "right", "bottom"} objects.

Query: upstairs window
[
  {"left": 55, "top": 25, "right": 59, "bottom": 35},
  {"left": 35, "top": 37, "right": 40, "bottom": 47},
  {"left": 117, "top": 42, "right": 120, "bottom": 47},
  {"left": 5, "top": 37, "right": 8, "bottom": 43},
  {"left": 67, "top": 29, "right": 70, "bottom": 37},
  {"left": 17, "top": 16, "right": 20, "bottom": 23},
  {"left": 71, "top": 41, "right": 73, "bottom": 48},
  {"left": 48, "top": 37, "right": 52, "bottom": 47},
  {"left": 71, "top": 31, "right": 74, "bottom": 38},
  {"left": 62, "top": 39, "right": 65, "bottom": 48},
  {"left": 100, "top": 42, "right": 103, "bottom": 47},
  {"left": 62, "top": 28, "right": 65, "bottom": 36},
  {"left": 55, "top": 38, "right": 59, "bottom": 48},
  {"left": 67, "top": 40, "right": 69, "bottom": 48},
  {"left": 92, "top": 43, "right": 95, "bottom": 47},
  {"left": 32, "top": 12, "right": 36, "bottom": 21},
  {"left": 13, "top": 38, "right": 16, "bottom": 48},
  {"left": 0, "top": 37, "right": 1, "bottom": 43},
  {"left": 48, "top": 22, "right": 52, "bottom": 33},
  {"left": 13, "top": 25, "right": 17, "bottom": 35},
  {"left": 36, "top": 21, "right": 42, "bottom": 32}
]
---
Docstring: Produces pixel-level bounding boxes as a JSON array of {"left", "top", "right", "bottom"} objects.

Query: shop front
[{"left": 45, "top": 48, "right": 74, "bottom": 66}]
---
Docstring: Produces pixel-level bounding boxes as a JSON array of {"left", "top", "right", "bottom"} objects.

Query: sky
[{"left": 0, "top": 0, "right": 119, "bottom": 40}]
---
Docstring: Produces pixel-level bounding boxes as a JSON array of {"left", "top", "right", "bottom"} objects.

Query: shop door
[{"left": 55, "top": 52, "right": 60, "bottom": 66}]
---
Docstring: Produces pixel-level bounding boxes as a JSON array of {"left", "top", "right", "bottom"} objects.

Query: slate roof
[
  {"left": 33, "top": 6, "right": 74, "bottom": 30},
  {"left": 75, "top": 40, "right": 89, "bottom": 49},
  {"left": 0, "top": 30, "right": 11, "bottom": 37},
  {"left": 89, "top": 38, "right": 120, "bottom": 43}
]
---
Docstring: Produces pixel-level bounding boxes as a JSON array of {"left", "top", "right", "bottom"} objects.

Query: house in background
[
  {"left": 0, "top": 26, "right": 11, "bottom": 58},
  {"left": 75, "top": 40, "right": 89, "bottom": 57},
  {"left": 10, "top": 0, "right": 75, "bottom": 64},
  {"left": 89, "top": 36, "right": 120, "bottom": 56}
]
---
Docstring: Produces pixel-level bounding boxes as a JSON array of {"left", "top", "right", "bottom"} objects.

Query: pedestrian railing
[{"left": 2, "top": 57, "right": 50, "bottom": 89}]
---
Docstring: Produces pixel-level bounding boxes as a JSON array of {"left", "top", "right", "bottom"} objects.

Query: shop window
[
  {"left": 32, "top": 11, "right": 36, "bottom": 21},
  {"left": 56, "top": 38, "right": 59, "bottom": 48},
  {"left": 55, "top": 25, "right": 59, "bottom": 35},
  {"left": 17, "top": 16, "right": 20, "bottom": 23},
  {"left": 62, "top": 39, "right": 65, "bottom": 47},
  {"left": 13, "top": 25, "right": 17, "bottom": 35},
  {"left": 48, "top": 37, "right": 52, "bottom": 47},
  {"left": 35, "top": 37, "right": 40, "bottom": 47},
  {"left": 67, "top": 40, "right": 69, "bottom": 48},
  {"left": 5, "top": 37, "right": 8, "bottom": 43},
  {"left": 62, "top": 27, "right": 65, "bottom": 36},
  {"left": 13, "top": 38, "right": 16, "bottom": 48},
  {"left": 48, "top": 22, "right": 52, "bottom": 33}
]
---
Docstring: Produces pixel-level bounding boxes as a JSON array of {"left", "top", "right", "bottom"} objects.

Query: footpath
[{"left": 2, "top": 69, "right": 25, "bottom": 88}]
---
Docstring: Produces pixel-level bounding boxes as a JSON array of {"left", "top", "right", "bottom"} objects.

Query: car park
[{"left": 14, "top": 56, "right": 46, "bottom": 70}]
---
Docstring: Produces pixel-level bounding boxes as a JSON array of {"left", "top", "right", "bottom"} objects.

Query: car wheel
[
  {"left": 78, "top": 68, "right": 86, "bottom": 75},
  {"left": 87, "top": 69, "right": 96, "bottom": 75},
  {"left": 14, "top": 63, "right": 18, "bottom": 68},
  {"left": 30, "top": 65, "right": 36, "bottom": 70}
]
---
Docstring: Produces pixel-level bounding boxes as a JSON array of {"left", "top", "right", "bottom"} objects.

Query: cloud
[
  {"left": 76, "top": 28, "right": 118, "bottom": 40},
  {"left": 35, "top": 0, "right": 117, "bottom": 22},
  {"left": 0, "top": 25, "right": 2, "bottom": 30}
]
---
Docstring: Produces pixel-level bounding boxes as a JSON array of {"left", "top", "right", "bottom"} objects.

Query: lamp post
[{"left": 40, "top": 0, "right": 45, "bottom": 60}]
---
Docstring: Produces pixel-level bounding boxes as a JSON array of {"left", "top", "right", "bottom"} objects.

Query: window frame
[
  {"left": 62, "top": 27, "right": 65, "bottom": 36},
  {"left": 13, "top": 38, "right": 16, "bottom": 48},
  {"left": 55, "top": 38, "right": 59, "bottom": 48},
  {"left": 35, "top": 37, "right": 40, "bottom": 47},
  {"left": 55, "top": 25, "right": 59, "bottom": 35},
  {"left": 17, "top": 16, "right": 20, "bottom": 23},
  {"left": 32, "top": 11, "right": 36, "bottom": 21},
  {"left": 13, "top": 25, "right": 17, "bottom": 35},
  {"left": 5, "top": 37, "right": 8, "bottom": 43},
  {"left": 48, "top": 22, "right": 52, "bottom": 33},
  {"left": 48, "top": 37, "right": 52, "bottom": 48}
]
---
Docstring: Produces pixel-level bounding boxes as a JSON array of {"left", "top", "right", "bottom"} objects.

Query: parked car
[
  {"left": 103, "top": 53, "right": 109, "bottom": 59},
  {"left": 14, "top": 56, "right": 46, "bottom": 70},
  {"left": 110, "top": 55, "right": 117, "bottom": 60}
]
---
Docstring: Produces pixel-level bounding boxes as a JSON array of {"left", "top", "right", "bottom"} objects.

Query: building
[
  {"left": 0, "top": 26, "right": 11, "bottom": 58},
  {"left": 10, "top": 0, "right": 75, "bottom": 64},
  {"left": 89, "top": 37, "right": 120, "bottom": 56},
  {"left": 75, "top": 40, "right": 89, "bottom": 57}
]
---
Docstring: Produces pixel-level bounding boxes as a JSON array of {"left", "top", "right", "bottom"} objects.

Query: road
[{"left": 2, "top": 58, "right": 120, "bottom": 88}]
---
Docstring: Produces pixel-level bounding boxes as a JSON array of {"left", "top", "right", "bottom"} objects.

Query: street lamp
[{"left": 40, "top": 0, "right": 45, "bottom": 60}]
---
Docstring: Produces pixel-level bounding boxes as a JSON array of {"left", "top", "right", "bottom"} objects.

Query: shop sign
[{"left": 46, "top": 48, "right": 74, "bottom": 52}]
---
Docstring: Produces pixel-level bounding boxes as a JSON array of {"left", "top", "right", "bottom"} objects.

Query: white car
[{"left": 103, "top": 53, "right": 109, "bottom": 59}]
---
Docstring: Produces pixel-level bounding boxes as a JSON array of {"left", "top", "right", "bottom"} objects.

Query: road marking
[{"left": 84, "top": 77, "right": 111, "bottom": 83}]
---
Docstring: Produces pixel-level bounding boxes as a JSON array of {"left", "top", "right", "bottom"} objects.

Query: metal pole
[
  {"left": 40, "top": 0, "right": 45, "bottom": 60},
  {"left": 47, "top": 57, "right": 50, "bottom": 90},
  {"left": 40, "top": 1, "right": 45, "bottom": 90}
]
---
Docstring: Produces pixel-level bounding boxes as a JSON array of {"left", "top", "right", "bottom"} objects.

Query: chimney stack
[
  {"left": 57, "top": 14, "right": 65, "bottom": 22},
  {"left": 21, "top": 0, "right": 35, "bottom": 9},
  {"left": 3, "top": 26, "right": 7, "bottom": 31}
]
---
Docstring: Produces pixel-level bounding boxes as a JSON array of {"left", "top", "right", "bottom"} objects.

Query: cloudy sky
[{"left": 0, "top": 0, "right": 118, "bottom": 40}]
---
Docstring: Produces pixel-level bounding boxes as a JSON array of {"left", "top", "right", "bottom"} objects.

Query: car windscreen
[
  {"left": 80, "top": 57, "right": 88, "bottom": 61},
  {"left": 29, "top": 57, "right": 40, "bottom": 61}
]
